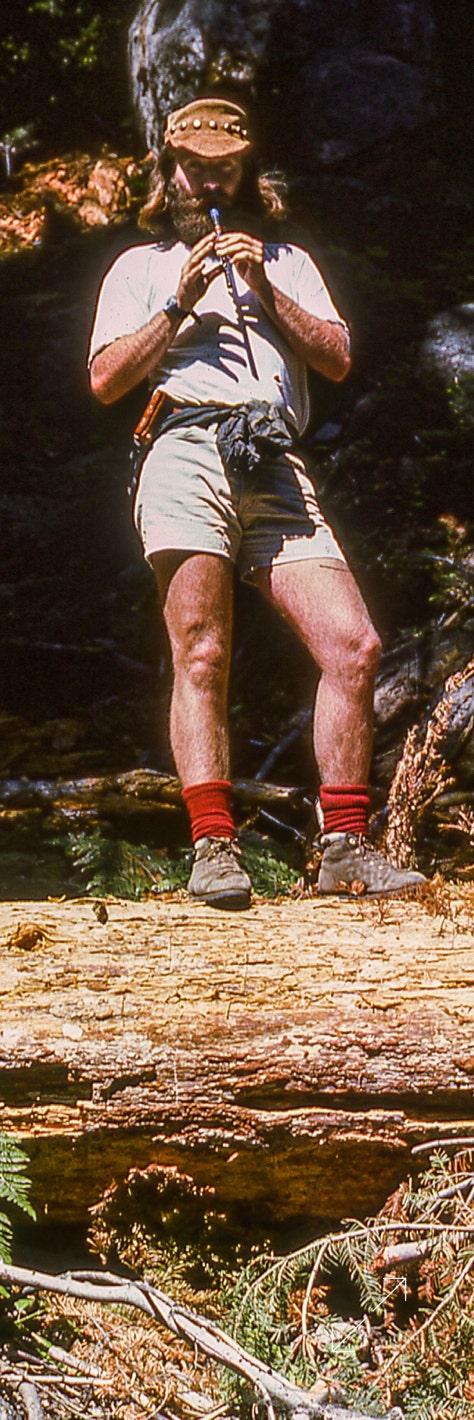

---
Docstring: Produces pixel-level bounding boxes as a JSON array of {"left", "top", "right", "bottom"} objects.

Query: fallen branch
[
  {"left": 0, "top": 769, "right": 308, "bottom": 825},
  {"left": 18, "top": 1382, "right": 44, "bottom": 1420},
  {"left": 372, "top": 1239, "right": 433, "bottom": 1272},
  {"left": 255, "top": 708, "right": 312, "bottom": 782},
  {"left": 0, "top": 1262, "right": 402, "bottom": 1420}
]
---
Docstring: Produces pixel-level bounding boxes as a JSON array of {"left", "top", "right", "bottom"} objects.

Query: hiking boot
[
  {"left": 317, "top": 833, "right": 426, "bottom": 897},
  {"left": 187, "top": 836, "right": 251, "bottom": 910}
]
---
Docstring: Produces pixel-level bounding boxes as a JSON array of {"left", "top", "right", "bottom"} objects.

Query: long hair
[{"left": 138, "top": 146, "right": 288, "bottom": 233}]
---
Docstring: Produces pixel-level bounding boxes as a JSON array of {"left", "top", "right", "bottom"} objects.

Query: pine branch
[
  {"left": 0, "top": 1261, "right": 402, "bottom": 1420},
  {"left": 227, "top": 1163, "right": 474, "bottom": 1417},
  {"left": 0, "top": 1135, "right": 35, "bottom": 1263},
  {"left": 376, "top": 1249, "right": 474, "bottom": 1384}
]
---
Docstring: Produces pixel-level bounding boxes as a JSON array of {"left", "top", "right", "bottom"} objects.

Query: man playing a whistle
[{"left": 89, "top": 96, "right": 424, "bottom": 907}]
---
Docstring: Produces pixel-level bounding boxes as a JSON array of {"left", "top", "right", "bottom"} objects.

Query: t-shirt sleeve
[
  {"left": 264, "top": 244, "right": 349, "bottom": 329},
  {"left": 87, "top": 249, "right": 154, "bottom": 366}
]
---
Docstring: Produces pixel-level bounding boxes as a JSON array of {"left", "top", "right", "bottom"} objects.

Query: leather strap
[{"left": 133, "top": 388, "right": 169, "bottom": 445}]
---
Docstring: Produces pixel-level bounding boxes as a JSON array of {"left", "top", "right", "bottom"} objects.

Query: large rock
[
  {"left": 128, "top": 0, "right": 444, "bottom": 165},
  {"left": 418, "top": 304, "right": 474, "bottom": 430}
]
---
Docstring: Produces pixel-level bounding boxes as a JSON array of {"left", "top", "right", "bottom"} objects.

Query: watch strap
[{"left": 164, "top": 294, "right": 202, "bottom": 326}]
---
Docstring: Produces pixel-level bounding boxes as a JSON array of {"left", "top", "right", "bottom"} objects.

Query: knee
[
  {"left": 173, "top": 622, "right": 229, "bottom": 692},
  {"left": 348, "top": 622, "right": 382, "bottom": 682}
]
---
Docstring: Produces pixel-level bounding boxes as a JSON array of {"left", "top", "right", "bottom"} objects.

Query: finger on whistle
[{"left": 202, "top": 253, "right": 222, "bottom": 278}]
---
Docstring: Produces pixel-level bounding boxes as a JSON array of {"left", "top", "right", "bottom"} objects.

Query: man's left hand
[
  {"left": 215, "top": 229, "right": 351, "bottom": 383},
  {"left": 213, "top": 232, "right": 268, "bottom": 295}
]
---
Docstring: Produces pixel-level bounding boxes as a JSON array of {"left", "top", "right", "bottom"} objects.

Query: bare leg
[
  {"left": 151, "top": 551, "right": 234, "bottom": 785},
  {"left": 252, "top": 559, "right": 381, "bottom": 783}
]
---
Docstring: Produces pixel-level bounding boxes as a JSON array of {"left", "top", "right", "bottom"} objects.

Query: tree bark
[{"left": 2, "top": 890, "right": 474, "bottom": 1228}]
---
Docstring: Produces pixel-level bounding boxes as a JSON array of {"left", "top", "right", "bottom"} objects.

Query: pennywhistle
[
  {"left": 209, "top": 205, "right": 258, "bottom": 381},
  {"left": 209, "top": 206, "right": 237, "bottom": 300}
]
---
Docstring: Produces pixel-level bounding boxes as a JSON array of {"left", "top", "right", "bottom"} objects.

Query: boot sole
[
  {"left": 188, "top": 887, "right": 251, "bottom": 910},
  {"left": 317, "top": 880, "right": 425, "bottom": 898}
]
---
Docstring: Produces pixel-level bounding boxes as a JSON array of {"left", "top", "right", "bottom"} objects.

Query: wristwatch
[
  {"left": 163, "top": 294, "right": 189, "bottom": 321},
  {"left": 163, "top": 294, "right": 202, "bottom": 326}
]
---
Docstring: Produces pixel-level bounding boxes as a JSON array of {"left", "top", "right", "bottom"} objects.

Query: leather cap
[{"left": 164, "top": 97, "right": 252, "bottom": 157}]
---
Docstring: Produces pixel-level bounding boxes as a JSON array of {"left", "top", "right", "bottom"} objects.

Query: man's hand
[
  {"left": 215, "top": 229, "right": 350, "bottom": 383},
  {"left": 213, "top": 231, "right": 268, "bottom": 297},
  {"left": 90, "top": 232, "right": 220, "bottom": 404},
  {"left": 176, "top": 232, "right": 222, "bottom": 312}
]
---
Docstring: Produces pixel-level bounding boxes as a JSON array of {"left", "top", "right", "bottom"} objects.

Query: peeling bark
[{"left": 2, "top": 891, "right": 474, "bottom": 1226}]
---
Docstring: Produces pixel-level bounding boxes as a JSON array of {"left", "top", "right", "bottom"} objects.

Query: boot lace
[{"left": 203, "top": 837, "right": 241, "bottom": 862}]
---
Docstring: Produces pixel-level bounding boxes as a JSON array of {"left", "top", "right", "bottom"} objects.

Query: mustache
[
  {"left": 167, "top": 182, "right": 228, "bottom": 214},
  {"left": 165, "top": 179, "right": 238, "bottom": 238}
]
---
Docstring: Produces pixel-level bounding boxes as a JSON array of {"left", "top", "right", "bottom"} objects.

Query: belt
[{"left": 129, "top": 392, "right": 297, "bottom": 498}]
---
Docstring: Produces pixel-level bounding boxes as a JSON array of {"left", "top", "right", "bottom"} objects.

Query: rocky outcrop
[
  {"left": 0, "top": 153, "right": 143, "bottom": 254},
  {"left": 418, "top": 303, "right": 474, "bottom": 429},
  {"left": 128, "top": 0, "right": 444, "bottom": 165}
]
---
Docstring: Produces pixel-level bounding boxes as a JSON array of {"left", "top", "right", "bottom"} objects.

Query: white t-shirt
[{"left": 88, "top": 238, "right": 348, "bottom": 434}]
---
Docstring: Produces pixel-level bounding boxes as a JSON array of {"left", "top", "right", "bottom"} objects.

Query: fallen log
[
  {"left": 1, "top": 890, "right": 474, "bottom": 1228},
  {"left": 0, "top": 769, "right": 309, "bottom": 824},
  {"left": 373, "top": 614, "right": 474, "bottom": 787}
]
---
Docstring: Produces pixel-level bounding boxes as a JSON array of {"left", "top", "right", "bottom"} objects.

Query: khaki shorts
[{"left": 134, "top": 423, "right": 346, "bottom": 579}]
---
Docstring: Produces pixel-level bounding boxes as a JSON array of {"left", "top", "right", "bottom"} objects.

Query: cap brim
[{"left": 168, "top": 133, "right": 251, "bottom": 158}]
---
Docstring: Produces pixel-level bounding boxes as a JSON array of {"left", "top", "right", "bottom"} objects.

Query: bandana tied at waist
[
  {"left": 158, "top": 399, "right": 295, "bottom": 474},
  {"left": 129, "top": 397, "right": 297, "bottom": 499},
  {"left": 216, "top": 402, "right": 294, "bottom": 476}
]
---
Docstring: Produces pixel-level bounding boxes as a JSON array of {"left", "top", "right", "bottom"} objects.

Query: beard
[{"left": 166, "top": 178, "right": 234, "bottom": 245}]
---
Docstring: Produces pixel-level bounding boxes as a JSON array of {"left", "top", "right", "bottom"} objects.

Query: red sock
[
  {"left": 320, "top": 783, "right": 370, "bottom": 837},
  {"left": 181, "top": 779, "right": 235, "bottom": 845}
]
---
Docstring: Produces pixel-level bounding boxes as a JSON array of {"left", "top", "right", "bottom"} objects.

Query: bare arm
[
  {"left": 215, "top": 232, "right": 351, "bottom": 383},
  {"left": 255, "top": 281, "right": 350, "bottom": 382},
  {"left": 89, "top": 232, "right": 217, "bottom": 405},
  {"left": 90, "top": 310, "right": 179, "bottom": 405}
]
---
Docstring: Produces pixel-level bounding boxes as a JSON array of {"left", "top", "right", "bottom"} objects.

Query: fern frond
[
  {"left": 0, "top": 1210, "right": 13, "bottom": 1264},
  {"left": 0, "top": 1135, "right": 35, "bottom": 1253}
]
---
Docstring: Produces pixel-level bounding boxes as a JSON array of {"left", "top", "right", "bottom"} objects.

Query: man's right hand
[
  {"left": 176, "top": 233, "right": 220, "bottom": 314},
  {"left": 90, "top": 233, "right": 221, "bottom": 405}
]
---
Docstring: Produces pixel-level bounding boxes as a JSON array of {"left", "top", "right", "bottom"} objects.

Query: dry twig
[{"left": 0, "top": 1261, "right": 401, "bottom": 1420}]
